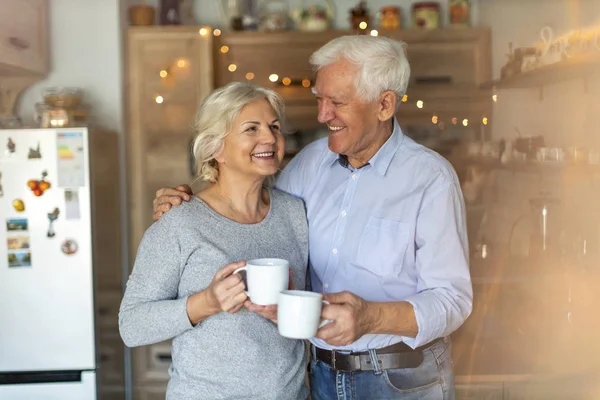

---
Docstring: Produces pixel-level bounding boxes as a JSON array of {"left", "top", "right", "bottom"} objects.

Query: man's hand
[
  {"left": 153, "top": 185, "right": 193, "bottom": 221},
  {"left": 316, "top": 291, "right": 379, "bottom": 347}
]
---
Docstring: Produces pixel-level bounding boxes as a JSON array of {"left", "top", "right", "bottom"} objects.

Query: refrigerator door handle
[{"left": 0, "top": 370, "right": 91, "bottom": 385}]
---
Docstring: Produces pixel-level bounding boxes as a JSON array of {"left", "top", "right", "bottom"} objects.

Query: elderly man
[{"left": 152, "top": 35, "right": 472, "bottom": 399}]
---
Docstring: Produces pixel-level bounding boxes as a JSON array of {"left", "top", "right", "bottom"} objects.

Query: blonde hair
[
  {"left": 191, "top": 82, "right": 286, "bottom": 183},
  {"left": 310, "top": 35, "right": 411, "bottom": 108}
]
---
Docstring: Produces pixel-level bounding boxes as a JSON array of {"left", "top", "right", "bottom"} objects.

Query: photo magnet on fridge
[
  {"left": 12, "top": 199, "right": 25, "bottom": 213},
  {"left": 47, "top": 208, "right": 60, "bottom": 238},
  {"left": 27, "top": 170, "right": 51, "bottom": 197},
  {"left": 7, "top": 235, "right": 30, "bottom": 250},
  {"left": 27, "top": 142, "right": 42, "bottom": 159},
  {"left": 6, "top": 218, "right": 28, "bottom": 231},
  {"left": 8, "top": 251, "right": 31, "bottom": 268}
]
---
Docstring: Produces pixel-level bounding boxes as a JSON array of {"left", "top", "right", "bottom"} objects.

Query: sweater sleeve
[{"left": 118, "top": 217, "right": 194, "bottom": 347}]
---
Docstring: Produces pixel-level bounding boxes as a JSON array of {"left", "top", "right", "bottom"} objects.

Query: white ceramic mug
[
  {"left": 233, "top": 258, "right": 289, "bottom": 306},
  {"left": 277, "top": 290, "right": 331, "bottom": 339}
]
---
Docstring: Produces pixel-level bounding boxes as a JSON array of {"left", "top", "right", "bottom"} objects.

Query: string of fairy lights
[{"left": 152, "top": 26, "right": 496, "bottom": 130}]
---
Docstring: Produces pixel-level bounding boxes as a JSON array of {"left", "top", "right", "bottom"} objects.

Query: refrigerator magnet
[
  {"left": 61, "top": 239, "right": 78, "bottom": 255},
  {"left": 47, "top": 208, "right": 60, "bottom": 238},
  {"left": 6, "top": 217, "right": 28, "bottom": 232},
  {"left": 27, "top": 142, "right": 42, "bottom": 159},
  {"left": 27, "top": 170, "right": 51, "bottom": 197},
  {"left": 7, "top": 251, "right": 32, "bottom": 268},
  {"left": 12, "top": 199, "right": 25, "bottom": 213},
  {"left": 0, "top": 172, "right": 3, "bottom": 198},
  {"left": 64, "top": 189, "right": 81, "bottom": 220},
  {"left": 6, "top": 137, "right": 16, "bottom": 155}
]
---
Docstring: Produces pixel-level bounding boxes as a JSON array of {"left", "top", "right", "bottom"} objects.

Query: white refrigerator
[{"left": 0, "top": 128, "right": 97, "bottom": 399}]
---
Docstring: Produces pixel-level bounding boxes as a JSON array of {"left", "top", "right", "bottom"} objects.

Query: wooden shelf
[
  {"left": 454, "top": 157, "right": 600, "bottom": 177},
  {"left": 481, "top": 54, "right": 600, "bottom": 90}
]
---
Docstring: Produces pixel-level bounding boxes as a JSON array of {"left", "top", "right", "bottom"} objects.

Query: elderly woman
[{"left": 119, "top": 82, "right": 309, "bottom": 400}]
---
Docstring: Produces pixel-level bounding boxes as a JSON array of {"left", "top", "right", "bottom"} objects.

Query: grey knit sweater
[{"left": 119, "top": 188, "right": 309, "bottom": 400}]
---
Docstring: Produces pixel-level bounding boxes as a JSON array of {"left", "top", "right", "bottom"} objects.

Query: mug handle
[
  {"left": 232, "top": 266, "right": 250, "bottom": 296},
  {"left": 318, "top": 300, "right": 333, "bottom": 328}
]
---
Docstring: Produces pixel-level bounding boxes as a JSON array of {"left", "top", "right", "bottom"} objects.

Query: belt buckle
[{"left": 331, "top": 350, "right": 336, "bottom": 370}]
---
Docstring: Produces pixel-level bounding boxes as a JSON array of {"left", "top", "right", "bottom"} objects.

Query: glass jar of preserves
[
  {"left": 379, "top": 6, "right": 401, "bottom": 30},
  {"left": 412, "top": 2, "right": 440, "bottom": 30},
  {"left": 449, "top": 0, "right": 470, "bottom": 26}
]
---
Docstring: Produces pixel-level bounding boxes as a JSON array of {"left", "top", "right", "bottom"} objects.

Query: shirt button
[
  {"left": 352, "top": 174, "right": 358, "bottom": 180},
  {"left": 341, "top": 210, "right": 347, "bottom": 217},
  {"left": 332, "top": 248, "right": 337, "bottom": 254},
  {"left": 324, "top": 283, "right": 329, "bottom": 289}
]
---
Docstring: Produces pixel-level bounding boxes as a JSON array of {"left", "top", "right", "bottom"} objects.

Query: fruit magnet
[
  {"left": 12, "top": 199, "right": 25, "bottom": 212},
  {"left": 27, "top": 171, "right": 51, "bottom": 197}
]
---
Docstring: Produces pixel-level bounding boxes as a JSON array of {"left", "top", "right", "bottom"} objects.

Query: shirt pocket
[{"left": 355, "top": 217, "right": 410, "bottom": 276}]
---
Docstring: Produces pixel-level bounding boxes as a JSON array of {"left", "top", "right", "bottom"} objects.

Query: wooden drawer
[
  {"left": 133, "top": 342, "right": 172, "bottom": 384},
  {"left": 98, "top": 332, "right": 125, "bottom": 388},
  {"left": 0, "top": 0, "right": 48, "bottom": 75},
  {"left": 134, "top": 385, "right": 168, "bottom": 400},
  {"left": 96, "top": 290, "right": 122, "bottom": 330}
]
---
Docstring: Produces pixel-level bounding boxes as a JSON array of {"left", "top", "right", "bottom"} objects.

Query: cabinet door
[
  {"left": 127, "top": 28, "right": 213, "bottom": 268},
  {"left": 0, "top": 0, "right": 48, "bottom": 75}
]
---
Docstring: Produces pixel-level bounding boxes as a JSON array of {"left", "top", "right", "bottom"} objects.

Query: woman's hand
[
  {"left": 153, "top": 185, "right": 193, "bottom": 221},
  {"left": 207, "top": 261, "right": 248, "bottom": 313},
  {"left": 186, "top": 262, "right": 247, "bottom": 325},
  {"left": 244, "top": 268, "right": 296, "bottom": 324}
]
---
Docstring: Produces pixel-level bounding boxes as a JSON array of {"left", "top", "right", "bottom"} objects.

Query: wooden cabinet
[
  {"left": 0, "top": 0, "right": 48, "bottom": 76},
  {"left": 0, "top": 0, "right": 49, "bottom": 120},
  {"left": 125, "top": 26, "right": 214, "bottom": 396}
]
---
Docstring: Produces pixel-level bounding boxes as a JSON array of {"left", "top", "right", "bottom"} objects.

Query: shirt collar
[{"left": 321, "top": 118, "right": 404, "bottom": 177}]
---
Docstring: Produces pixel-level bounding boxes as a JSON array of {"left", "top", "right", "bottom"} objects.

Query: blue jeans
[{"left": 309, "top": 338, "right": 454, "bottom": 400}]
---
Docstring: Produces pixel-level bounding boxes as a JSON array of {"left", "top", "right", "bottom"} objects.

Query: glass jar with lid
[{"left": 412, "top": 2, "right": 440, "bottom": 30}]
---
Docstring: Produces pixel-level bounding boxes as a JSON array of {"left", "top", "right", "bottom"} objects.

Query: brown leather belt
[{"left": 314, "top": 340, "right": 440, "bottom": 372}]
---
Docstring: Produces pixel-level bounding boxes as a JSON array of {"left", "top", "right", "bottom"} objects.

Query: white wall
[
  {"left": 479, "top": 0, "right": 600, "bottom": 148},
  {"left": 17, "top": 0, "right": 123, "bottom": 132}
]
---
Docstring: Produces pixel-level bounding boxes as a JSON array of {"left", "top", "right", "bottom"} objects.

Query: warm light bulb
[
  {"left": 220, "top": 46, "right": 229, "bottom": 53},
  {"left": 269, "top": 74, "right": 279, "bottom": 82},
  {"left": 452, "top": 117, "right": 457, "bottom": 125},
  {"left": 198, "top": 27, "right": 208, "bottom": 36},
  {"left": 155, "top": 95, "right": 164, "bottom": 104},
  {"left": 246, "top": 72, "right": 255, "bottom": 80},
  {"left": 228, "top": 64, "right": 237, "bottom": 72},
  {"left": 159, "top": 70, "right": 168, "bottom": 78},
  {"left": 492, "top": 94, "right": 498, "bottom": 102},
  {"left": 359, "top": 21, "right": 367, "bottom": 29},
  {"left": 416, "top": 100, "right": 424, "bottom": 109},
  {"left": 432, "top": 116, "right": 438, "bottom": 124},
  {"left": 302, "top": 79, "right": 311, "bottom": 88},
  {"left": 213, "top": 29, "right": 222, "bottom": 36},
  {"left": 370, "top": 30, "right": 378, "bottom": 36},
  {"left": 402, "top": 94, "right": 408, "bottom": 102},
  {"left": 177, "top": 59, "right": 187, "bottom": 68},
  {"left": 282, "top": 77, "right": 291, "bottom": 86},
  {"left": 482, "top": 117, "right": 488, "bottom": 125},
  {"left": 462, "top": 119, "right": 469, "bottom": 126}
]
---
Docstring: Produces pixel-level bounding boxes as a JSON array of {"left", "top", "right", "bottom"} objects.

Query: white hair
[
  {"left": 191, "top": 81, "right": 286, "bottom": 183},
  {"left": 309, "top": 35, "right": 411, "bottom": 105}
]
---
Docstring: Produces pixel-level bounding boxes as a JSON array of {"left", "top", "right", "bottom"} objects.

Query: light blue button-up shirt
[{"left": 275, "top": 119, "right": 472, "bottom": 352}]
